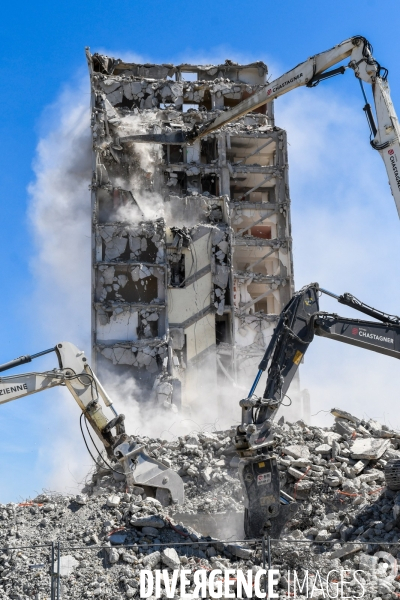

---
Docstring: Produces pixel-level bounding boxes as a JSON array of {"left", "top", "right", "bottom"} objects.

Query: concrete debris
[
  {"left": 2, "top": 407, "right": 400, "bottom": 598},
  {"left": 161, "top": 547, "right": 180, "bottom": 569},
  {"left": 107, "top": 495, "right": 121, "bottom": 507},
  {"left": 52, "top": 555, "right": 80, "bottom": 577},
  {"left": 315, "top": 443, "right": 332, "bottom": 455},
  {"left": 351, "top": 438, "right": 391, "bottom": 460},
  {"left": 331, "top": 407, "right": 361, "bottom": 426},
  {"left": 329, "top": 543, "right": 364, "bottom": 559},
  {"left": 283, "top": 444, "right": 310, "bottom": 460},
  {"left": 334, "top": 417, "right": 356, "bottom": 437}
]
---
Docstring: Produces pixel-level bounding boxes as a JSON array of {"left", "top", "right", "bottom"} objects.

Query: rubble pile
[
  {"left": 88, "top": 428, "right": 244, "bottom": 516},
  {"left": 2, "top": 408, "right": 400, "bottom": 599}
]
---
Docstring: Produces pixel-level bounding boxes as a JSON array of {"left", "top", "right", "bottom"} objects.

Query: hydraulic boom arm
[
  {"left": 0, "top": 341, "right": 184, "bottom": 505},
  {"left": 239, "top": 283, "right": 400, "bottom": 538},
  {"left": 123, "top": 36, "right": 400, "bottom": 216}
]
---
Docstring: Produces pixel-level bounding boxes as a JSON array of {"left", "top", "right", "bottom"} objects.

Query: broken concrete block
[
  {"left": 325, "top": 476, "right": 341, "bottom": 487},
  {"left": 107, "top": 495, "right": 121, "bottom": 507},
  {"left": 295, "top": 480, "right": 313, "bottom": 493},
  {"left": 227, "top": 544, "right": 253, "bottom": 559},
  {"left": 121, "top": 552, "right": 136, "bottom": 564},
  {"left": 130, "top": 516, "right": 165, "bottom": 528},
  {"left": 353, "top": 460, "right": 369, "bottom": 474},
  {"left": 315, "top": 444, "right": 332, "bottom": 455},
  {"left": 75, "top": 494, "right": 87, "bottom": 505},
  {"left": 334, "top": 418, "right": 356, "bottom": 437},
  {"left": 323, "top": 432, "right": 342, "bottom": 445},
  {"left": 358, "top": 553, "right": 379, "bottom": 571},
  {"left": 211, "top": 228, "right": 226, "bottom": 245},
  {"left": 146, "top": 357, "right": 158, "bottom": 373},
  {"left": 142, "top": 551, "right": 161, "bottom": 569},
  {"left": 213, "top": 264, "right": 230, "bottom": 288},
  {"left": 104, "top": 237, "right": 128, "bottom": 261},
  {"left": 201, "top": 467, "right": 213, "bottom": 485},
  {"left": 288, "top": 466, "right": 307, "bottom": 480},
  {"left": 283, "top": 445, "right": 310, "bottom": 460},
  {"left": 330, "top": 544, "right": 363, "bottom": 559},
  {"left": 350, "top": 438, "right": 391, "bottom": 460},
  {"left": 53, "top": 555, "right": 79, "bottom": 577},
  {"left": 367, "top": 418, "right": 382, "bottom": 431},
  {"left": 331, "top": 408, "right": 361, "bottom": 426},
  {"left": 161, "top": 548, "right": 180, "bottom": 569},
  {"left": 217, "top": 240, "right": 229, "bottom": 253},
  {"left": 359, "top": 469, "right": 384, "bottom": 483},
  {"left": 315, "top": 529, "right": 330, "bottom": 541},
  {"left": 332, "top": 440, "right": 341, "bottom": 458},
  {"left": 107, "top": 548, "right": 120, "bottom": 565}
]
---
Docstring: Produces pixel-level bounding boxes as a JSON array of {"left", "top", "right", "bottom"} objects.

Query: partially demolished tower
[{"left": 86, "top": 50, "right": 294, "bottom": 413}]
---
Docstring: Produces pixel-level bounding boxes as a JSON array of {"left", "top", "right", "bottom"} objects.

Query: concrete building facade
[{"left": 86, "top": 50, "right": 295, "bottom": 415}]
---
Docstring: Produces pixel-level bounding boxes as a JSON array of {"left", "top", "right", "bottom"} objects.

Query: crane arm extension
[
  {"left": 320, "top": 286, "right": 400, "bottom": 325},
  {"left": 120, "top": 36, "right": 400, "bottom": 216},
  {"left": 370, "top": 78, "right": 400, "bottom": 216},
  {"left": 201, "top": 37, "right": 400, "bottom": 214},
  {"left": 197, "top": 37, "right": 363, "bottom": 137},
  {"left": 121, "top": 37, "right": 362, "bottom": 146},
  {"left": 314, "top": 313, "right": 400, "bottom": 358}
]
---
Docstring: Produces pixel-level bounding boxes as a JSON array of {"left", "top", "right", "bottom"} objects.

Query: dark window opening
[
  {"left": 224, "top": 283, "right": 231, "bottom": 306},
  {"left": 101, "top": 237, "right": 159, "bottom": 263},
  {"left": 201, "top": 175, "right": 217, "bottom": 196},
  {"left": 163, "top": 145, "right": 184, "bottom": 164},
  {"left": 116, "top": 95, "right": 135, "bottom": 110},
  {"left": 137, "top": 315, "right": 159, "bottom": 339},
  {"left": 215, "top": 315, "right": 231, "bottom": 345},
  {"left": 201, "top": 139, "right": 217, "bottom": 163},
  {"left": 98, "top": 188, "right": 142, "bottom": 223},
  {"left": 97, "top": 274, "right": 159, "bottom": 304},
  {"left": 169, "top": 254, "right": 185, "bottom": 287},
  {"left": 254, "top": 298, "right": 269, "bottom": 313},
  {"left": 164, "top": 171, "right": 186, "bottom": 194}
]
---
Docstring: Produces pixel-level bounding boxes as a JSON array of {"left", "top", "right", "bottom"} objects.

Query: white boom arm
[
  {"left": 0, "top": 342, "right": 184, "bottom": 504},
  {"left": 0, "top": 341, "right": 122, "bottom": 451},
  {"left": 195, "top": 36, "right": 400, "bottom": 217}
]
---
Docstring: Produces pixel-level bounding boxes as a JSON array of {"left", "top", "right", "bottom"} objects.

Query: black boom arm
[{"left": 237, "top": 282, "right": 400, "bottom": 454}]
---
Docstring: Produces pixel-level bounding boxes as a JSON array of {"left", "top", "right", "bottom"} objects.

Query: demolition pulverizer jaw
[{"left": 239, "top": 455, "right": 298, "bottom": 539}]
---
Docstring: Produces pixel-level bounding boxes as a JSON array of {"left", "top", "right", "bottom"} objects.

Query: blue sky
[{"left": 1, "top": 1, "right": 400, "bottom": 501}]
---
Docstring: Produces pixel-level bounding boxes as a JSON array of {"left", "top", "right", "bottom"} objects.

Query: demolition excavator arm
[
  {"left": 123, "top": 36, "right": 400, "bottom": 217},
  {"left": 239, "top": 283, "right": 400, "bottom": 538},
  {"left": 0, "top": 341, "right": 184, "bottom": 505}
]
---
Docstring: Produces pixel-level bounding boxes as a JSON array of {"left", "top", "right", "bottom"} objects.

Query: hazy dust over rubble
[{"left": 2, "top": 409, "right": 400, "bottom": 598}]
